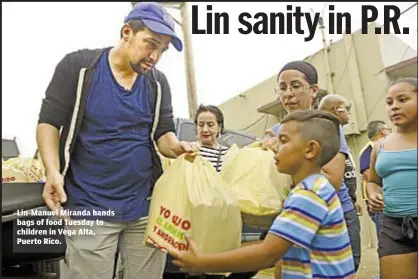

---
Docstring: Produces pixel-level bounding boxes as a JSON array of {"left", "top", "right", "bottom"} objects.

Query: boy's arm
[
  {"left": 171, "top": 188, "right": 328, "bottom": 274},
  {"left": 193, "top": 234, "right": 292, "bottom": 273}
]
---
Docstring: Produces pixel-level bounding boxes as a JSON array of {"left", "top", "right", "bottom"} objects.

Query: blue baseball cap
[{"left": 124, "top": 2, "right": 183, "bottom": 51}]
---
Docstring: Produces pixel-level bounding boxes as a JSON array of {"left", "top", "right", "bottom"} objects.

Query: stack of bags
[{"left": 2, "top": 156, "right": 46, "bottom": 183}]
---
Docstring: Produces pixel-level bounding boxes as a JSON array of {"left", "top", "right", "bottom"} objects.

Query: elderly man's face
[{"left": 335, "top": 102, "right": 351, "bottom": 125}]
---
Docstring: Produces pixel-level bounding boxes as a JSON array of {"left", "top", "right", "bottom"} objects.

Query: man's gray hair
[
  {"left": 318, "top": 94, "right": 348, "bottom": 112},
  {"left": 367, "top": 120, "right": 386, "bottom": 140}
]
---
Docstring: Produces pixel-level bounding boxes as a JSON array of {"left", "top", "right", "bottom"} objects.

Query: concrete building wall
[
  {"left": 219, "top": 23, "right": 417, "bottom": 139},
  {"left": 218, "top": 74, "right": 281, "bottom": 138},
  {"left": 378, "top": 32, "right": 417, "bottom": 68}
]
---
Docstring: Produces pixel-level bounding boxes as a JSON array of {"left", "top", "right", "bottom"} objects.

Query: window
[
  {"left": 175, "top": 119, "right": 257, "bottom": 147},
  {"left": 2, "top": 139, "right": 20, "bottom": 160},
  {"left": 220, "top": 130, "right": 257, "bottom": 148}
]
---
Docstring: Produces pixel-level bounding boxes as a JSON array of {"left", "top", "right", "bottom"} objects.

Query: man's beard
[{"left": 129, "top": 58, "right": 155, "bottom": 75}]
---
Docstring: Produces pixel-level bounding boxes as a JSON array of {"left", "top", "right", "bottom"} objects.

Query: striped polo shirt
[{"left": 269, "top": 174, "right": 355, "bottom": 279}]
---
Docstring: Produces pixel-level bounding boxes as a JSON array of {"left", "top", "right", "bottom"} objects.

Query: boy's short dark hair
[{"left": 281, "top": 110, "right": 341, "bottom": 166}]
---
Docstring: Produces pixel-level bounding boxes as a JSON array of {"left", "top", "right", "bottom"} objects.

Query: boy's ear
[{"left": 305, "top": 140, "right": 321, "bottom": 160}]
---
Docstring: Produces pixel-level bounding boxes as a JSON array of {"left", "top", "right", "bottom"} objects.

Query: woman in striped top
[
  {"left": 195, "top": 105, "right": 228, "bottom": 172},
  {"left": 193, "top": 105, "right": 258, "bottom": 279}
]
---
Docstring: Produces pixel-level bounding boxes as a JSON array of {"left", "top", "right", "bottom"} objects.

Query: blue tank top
[
  {"left": 64, "top": 49, "right": 154, "bottom": 222},
  {"left": 375, "top": 143, "right": 417, "bottom": 217}
]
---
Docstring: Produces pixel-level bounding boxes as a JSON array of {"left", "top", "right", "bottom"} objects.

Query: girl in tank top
[{"left": 366, "top": 77, "right": 417, "bottom": 279}]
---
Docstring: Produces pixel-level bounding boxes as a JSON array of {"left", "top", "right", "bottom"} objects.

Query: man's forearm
[
  {"left": 321, "top": 168, "right": 341, "bottom": 191},
  {"left": 157, "top": 132, "right": 183, "bottom": 159},
  {"left": 321, "top": 153, "right": 345, "bottom": 191},
  {"left": 160, "top": 145, "right": 180, "bottom": 159},
  {"left": 36, "top": 123, "right": 61, "bottom": 175}
]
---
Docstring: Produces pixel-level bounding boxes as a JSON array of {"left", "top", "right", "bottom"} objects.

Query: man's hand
[
  {"left": 157, "top": 132, "right": 197, "bottom": 158},
  {"left": 42, "top": 171, "right": 67, "bottom": 214},
  {"left": 170, "top": 235, "right": 204, "bottom": 273},
  {"left": 178, "top": 141, "right": 194, "bottom": 155},
  {"left": 367, "top": 192, "right": 384, "bottom": 213},
  {"left": 355, "top": 202, "right": 363, "bottom": 216}
]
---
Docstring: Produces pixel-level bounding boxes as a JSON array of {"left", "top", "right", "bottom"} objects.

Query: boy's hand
[{"left": 169, "top": 235, "right": 204, "bottom": 273}]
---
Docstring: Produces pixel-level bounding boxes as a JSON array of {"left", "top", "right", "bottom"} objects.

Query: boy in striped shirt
[{"left": 170, "top": 110, "right": 356, "bottom": 279}]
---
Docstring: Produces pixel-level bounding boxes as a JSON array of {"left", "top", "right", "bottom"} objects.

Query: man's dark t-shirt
[{"left": 344, "top": 153, "right": 357, "bottom": 203}]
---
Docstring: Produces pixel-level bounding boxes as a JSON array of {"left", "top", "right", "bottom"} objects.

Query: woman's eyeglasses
[{"left": 274, "top": 84, "right": 311, "bottom": 99}]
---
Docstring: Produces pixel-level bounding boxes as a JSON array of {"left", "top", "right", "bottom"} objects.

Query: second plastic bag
[
  {"left": 221, "top": 143, "right": 293, "bottom": 228},
  {"left": 144, "top": 154, "right": 242, "bottom": 255}
]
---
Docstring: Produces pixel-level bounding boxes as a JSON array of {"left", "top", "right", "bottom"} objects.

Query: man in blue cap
[{"left": 37, "top": 2, "right": 192, "bottom": 278}]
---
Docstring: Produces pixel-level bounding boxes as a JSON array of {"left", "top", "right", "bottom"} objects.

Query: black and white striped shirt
[{"left": 199, "top": 145, "right": 229, "bottom": 172}]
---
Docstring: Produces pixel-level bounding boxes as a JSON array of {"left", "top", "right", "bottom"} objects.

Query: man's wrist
[
  {"left": 171, "top": 142, "right": 183, "bottom": 157},
  {"left": 45, "top": 167, "right": 61, "bottom": 177}
]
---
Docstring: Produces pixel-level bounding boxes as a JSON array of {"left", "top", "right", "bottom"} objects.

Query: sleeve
[
  {"left": 338, "top": 125, "right": 349, "bottom": 158},
  {"left": 38, "top": 52, "right": 80, "bottom": 129},
  {"left": 359, "top": 147, "right": 372, "bottom": 174},
  {"left": 269, "top": 189, "right": 329, "bottom": 249},
  {"left": 154, "top": 71, "right": 176, "bottom": 141}
]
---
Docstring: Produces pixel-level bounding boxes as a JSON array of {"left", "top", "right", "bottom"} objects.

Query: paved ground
[{"left": 254, "top": 246, "right": 379, "bottom": 279}]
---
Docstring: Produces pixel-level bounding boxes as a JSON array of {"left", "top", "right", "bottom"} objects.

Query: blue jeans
[
  {"left": 370, "top": 212, "right": 383, "bottom": 240},
  {"left": 344, "top": 209, "right": 361, "bottom": 272}
]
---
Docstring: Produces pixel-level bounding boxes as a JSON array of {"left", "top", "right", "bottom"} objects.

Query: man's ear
[
  {"left": 331, "top": 106, "right": 340, "bottom": 116},
  {"left": 121, "top": 23, "right": 132, "bottom": 42},
  {"left": 305, "top": 140, "right": 321, "bottom": 161}
]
